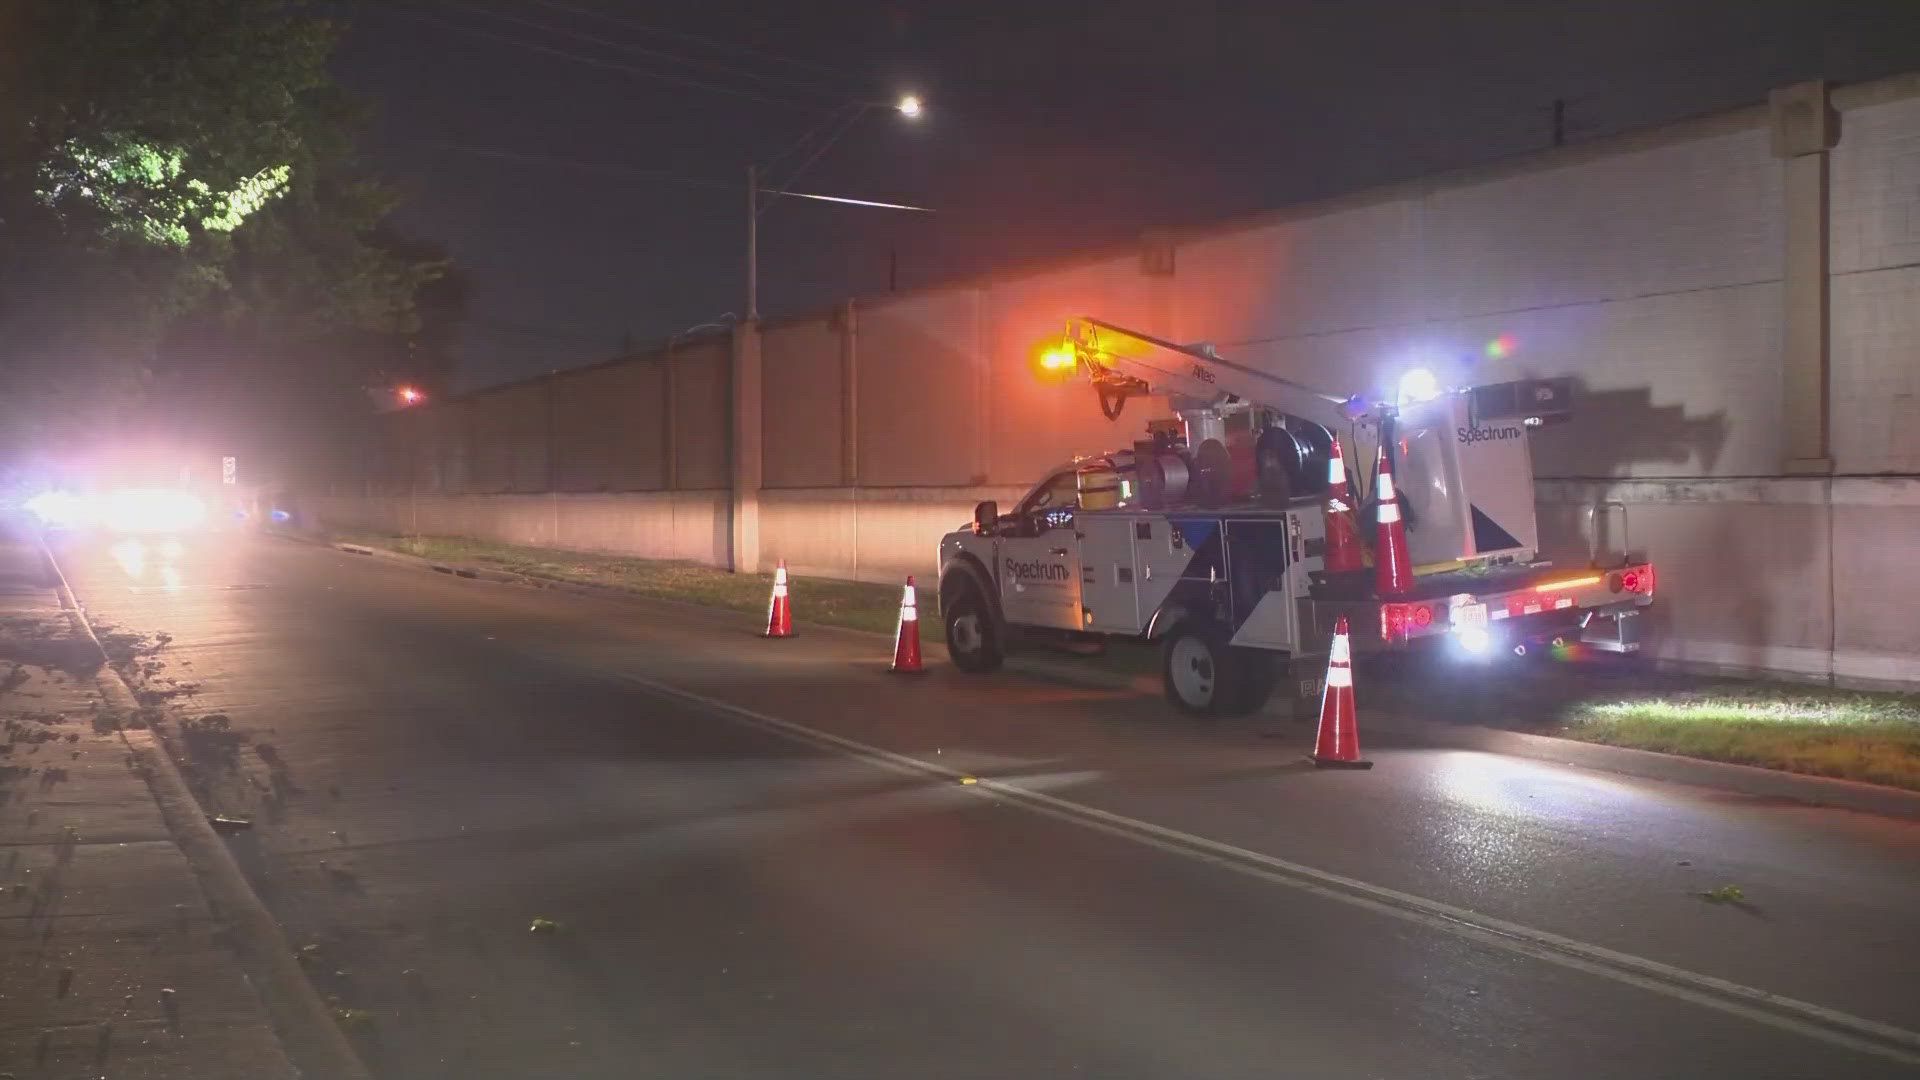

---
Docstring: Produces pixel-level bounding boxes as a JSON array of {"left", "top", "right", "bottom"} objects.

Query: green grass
[
  {"left": 1355, "top": 651, "right": 1920, "bottom": 789},
  {"left": 335, "top": 531, "right": 1920, "bottom": 791},
  {"left": 1555, "top": 686, "right": 1920, "bottom": 791},
  {"left": 338, "top": 533, "right": 941, "bottom": 643}
]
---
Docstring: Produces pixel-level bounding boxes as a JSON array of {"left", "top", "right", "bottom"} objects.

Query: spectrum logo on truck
[
  {"left": 1457, "top": 424, "right": 1524, "bottom": 444},
  {"left": 1006, "top": 558, "right": 1072, "bottom": 583}
]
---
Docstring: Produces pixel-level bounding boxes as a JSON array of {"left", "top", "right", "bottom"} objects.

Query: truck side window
[
  {"left": 1021, "top": 471, "right": 1079, "bottom": 515},
  {"left": 1019, "top": 471, "right": 1079, "bottom": 528},
  {"left": 1015, "top": 471, "right": 1079, "bottom": 534}
]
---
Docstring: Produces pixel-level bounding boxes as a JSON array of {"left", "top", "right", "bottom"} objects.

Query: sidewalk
[{"left": 0, "top": 521, "right": 296, "bottom": 1078}]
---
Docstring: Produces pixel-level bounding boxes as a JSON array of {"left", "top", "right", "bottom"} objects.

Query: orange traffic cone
[
  {"left": 1310, "top": 616, "right": 1372, "bottom": 769},
  {"left": 1322, "top": 435, "right": 1364, "bottom": 573},
  {"left": 763, "top": 559, "right": 792, "bottom": 638},
  {"left": 890, "top": 575, "right": 924, "bottom": 674},
  {"left": 1373, "top": 443, "right": 1413, "bottom": 597}
]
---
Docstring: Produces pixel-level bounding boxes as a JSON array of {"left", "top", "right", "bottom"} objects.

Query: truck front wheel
[{"left": 943, "top": 582, "right": 1003, "bottom": 673}]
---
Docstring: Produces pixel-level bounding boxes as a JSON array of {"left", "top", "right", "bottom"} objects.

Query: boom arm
[{"left": 1065, "top": 317, "right": 1369, "bottom": 431}]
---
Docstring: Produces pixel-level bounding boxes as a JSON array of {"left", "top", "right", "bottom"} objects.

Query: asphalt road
[{"left": 48, "top": 531, "right": 1920, "bottom": 1079}]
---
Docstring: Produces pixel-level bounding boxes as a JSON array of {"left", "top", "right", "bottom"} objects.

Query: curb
[
  {"left": 42, "top": 542, "right": 373, "bottom": 1080},
  {"left": 314, "top": 535, "right": 1920, "bottom": 822}
]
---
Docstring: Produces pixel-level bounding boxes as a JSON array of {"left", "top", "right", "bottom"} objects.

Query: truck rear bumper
[{"left": 1301, "top": 563, "right": 1656, "bottom": 655}]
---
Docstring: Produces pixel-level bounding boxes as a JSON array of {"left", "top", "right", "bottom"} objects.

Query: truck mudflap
[{"left": 1304, "top": 563, "right": 1655, "bottom": 654}]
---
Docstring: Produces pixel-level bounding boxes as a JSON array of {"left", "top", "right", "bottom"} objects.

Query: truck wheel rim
[
  {"left": 951, "top": 612, "right": 982, "bottom": 654},
  {"left": 1170, "top": 637, "right": 1215, "bottom": 705}
]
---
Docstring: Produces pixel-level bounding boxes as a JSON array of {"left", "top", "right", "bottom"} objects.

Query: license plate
[{"left": 1454, "top": 602, "right": 1488, "bottom": 630}]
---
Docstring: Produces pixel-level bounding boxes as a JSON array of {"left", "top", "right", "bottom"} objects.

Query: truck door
[
  {"left": 997, "top": 469, "right": 1084, "bottom": 631},
  {"left": 1078, "top": 514, "right": 1140, "bottom": 632}
]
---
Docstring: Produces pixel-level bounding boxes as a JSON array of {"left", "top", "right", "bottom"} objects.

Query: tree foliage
[{"left": 0, "top": 0, "right": 447, "bottom": 463}]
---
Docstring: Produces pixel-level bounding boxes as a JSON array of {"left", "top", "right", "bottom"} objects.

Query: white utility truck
[{"left": 937, "top": 317, "right": 1655, "bottom": 715}]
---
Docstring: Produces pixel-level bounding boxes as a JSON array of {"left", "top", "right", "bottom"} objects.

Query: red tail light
[
  {"left": 1381, "top": 602, "right": 1437, "bottom": 640},
  {"left": 1609, "top": 564, "right": 1655, "bottom": 595}
]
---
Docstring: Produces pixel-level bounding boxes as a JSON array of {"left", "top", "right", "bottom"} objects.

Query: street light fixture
[{"left": 896, "top": 94, "right": 924, "bottom": 119}]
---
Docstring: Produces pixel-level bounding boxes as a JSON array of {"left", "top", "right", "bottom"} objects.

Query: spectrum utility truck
[{"left": 936, "top": 317, "right": 1655, "bottom": 716}]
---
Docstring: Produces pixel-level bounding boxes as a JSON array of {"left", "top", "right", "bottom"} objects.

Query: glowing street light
[
  {"left": 896, "top": 94, "right": 924, "bottom": 119},
  {"left": 396, "top": 385, "right": 424, "bottom": 406}
]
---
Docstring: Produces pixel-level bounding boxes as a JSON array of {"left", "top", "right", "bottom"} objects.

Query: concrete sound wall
[
  {"left": 308, "top": 490, "right": 730, "bottom": 565},
  {"left": 317, "top": 336, "right": 733, "bottom": 565},
  {"left": 313, "top": 74, "right": 1920, "bottom": 688}
]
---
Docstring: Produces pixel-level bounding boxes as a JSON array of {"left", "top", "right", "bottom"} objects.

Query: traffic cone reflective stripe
[
  {"left": 1310, "top": 616, "right": 1372, "bottom": 769},
  {"left": 1321, "top": 436, "right": 1365, "bottom": 573},
  {"left": 1324, "top": 649, "right": 1353, "bottom": 689},
  {"left": 890, "top": 575, "right": 924, "bottom": 674},
  {"left": 763, "top": 560, "right": 792, "bottom": 638},
  {"left": 1372, "top": 446, "right": 1413, "bottom": 597},
  {"left": 1376, "top": 471, "right": 1400, "bottom": 521}
]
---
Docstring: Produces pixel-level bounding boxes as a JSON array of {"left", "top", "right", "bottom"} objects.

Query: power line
[
  {"left": 758, "top": 102, "right": 863, "bottom": 175},
  {"left": 373, "top": 4, "right": 813, "bottom": 110},
  {"left": 758, "top": 104, "right": 871, "bottom": 217},
  {"left": 527, "top": 0, "right": 855, "bottom": 81},
  {"left": 436, "top": 2, "right": 873, "bottom": 106},
  {"left": 429, "top": 143, "right": 738, "bottom": 193},
  {"left": 431, "top": 142, "right": 932, "bottom": 210}
]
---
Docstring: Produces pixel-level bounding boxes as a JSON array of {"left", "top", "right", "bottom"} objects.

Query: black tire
[
  {"left": 1228, "top": 646, "right": 1278, "bottom": 715},
  {"left": 1163, "top": 622, "right": 1278, "bottom": 717},
  {"left": 942, "top": 581, "right": 1003, "bottom": 673}
]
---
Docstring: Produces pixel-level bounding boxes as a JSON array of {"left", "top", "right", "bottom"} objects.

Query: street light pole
[{"left": 746, "top": 163, "right": 759, "bottom": 322}]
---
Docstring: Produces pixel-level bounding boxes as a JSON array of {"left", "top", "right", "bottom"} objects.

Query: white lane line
[{"left": 622, "top": 673, "right": 1920, "bottom": 1068}]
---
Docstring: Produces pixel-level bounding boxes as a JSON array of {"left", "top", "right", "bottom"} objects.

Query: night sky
[{"left": 331, "top": 1, "right": 1920, "bottom": 391}]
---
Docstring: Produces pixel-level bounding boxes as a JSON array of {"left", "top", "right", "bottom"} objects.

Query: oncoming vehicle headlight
[
  {"left": 98, "top": 488, "right": 208, "bottom": 534},
  {"left": 25, "top": 490, "right": 90, "bottom": 528}
]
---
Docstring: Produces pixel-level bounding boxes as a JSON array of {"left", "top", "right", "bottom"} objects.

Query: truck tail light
[
  {"left": 1609, "top": 564, "right": 1655, "bottom": 595},
  {"left": 1381, "top": 602, "right": 1436, "bottom": 640},
  {"left": 1629, "top": 564, "right": 1654, "bottom": 595}
]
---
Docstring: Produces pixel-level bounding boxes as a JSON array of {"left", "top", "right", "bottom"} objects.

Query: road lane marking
[{"left": 622, "top": 673, "right": 1920, "bottom": 1068}]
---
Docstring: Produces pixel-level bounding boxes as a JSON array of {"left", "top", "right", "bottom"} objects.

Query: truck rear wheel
[
  {"left": 943, "top": 582, "right": 1003, "bottom": 673},
  {"left": 1167, "top": 622, "right": 1274, "bottom": 714},
  {"left": 1162, "top": 622, "right": 1277, "bottom": 717}
]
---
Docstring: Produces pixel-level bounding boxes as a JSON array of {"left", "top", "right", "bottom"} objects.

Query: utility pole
[{"left": 745, "top": 163, "right": 759, "bottom": 322}]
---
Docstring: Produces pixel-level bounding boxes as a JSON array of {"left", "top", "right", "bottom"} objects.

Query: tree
[{"left": 0, "top": 0, "right": 443, "bottom": 467}]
